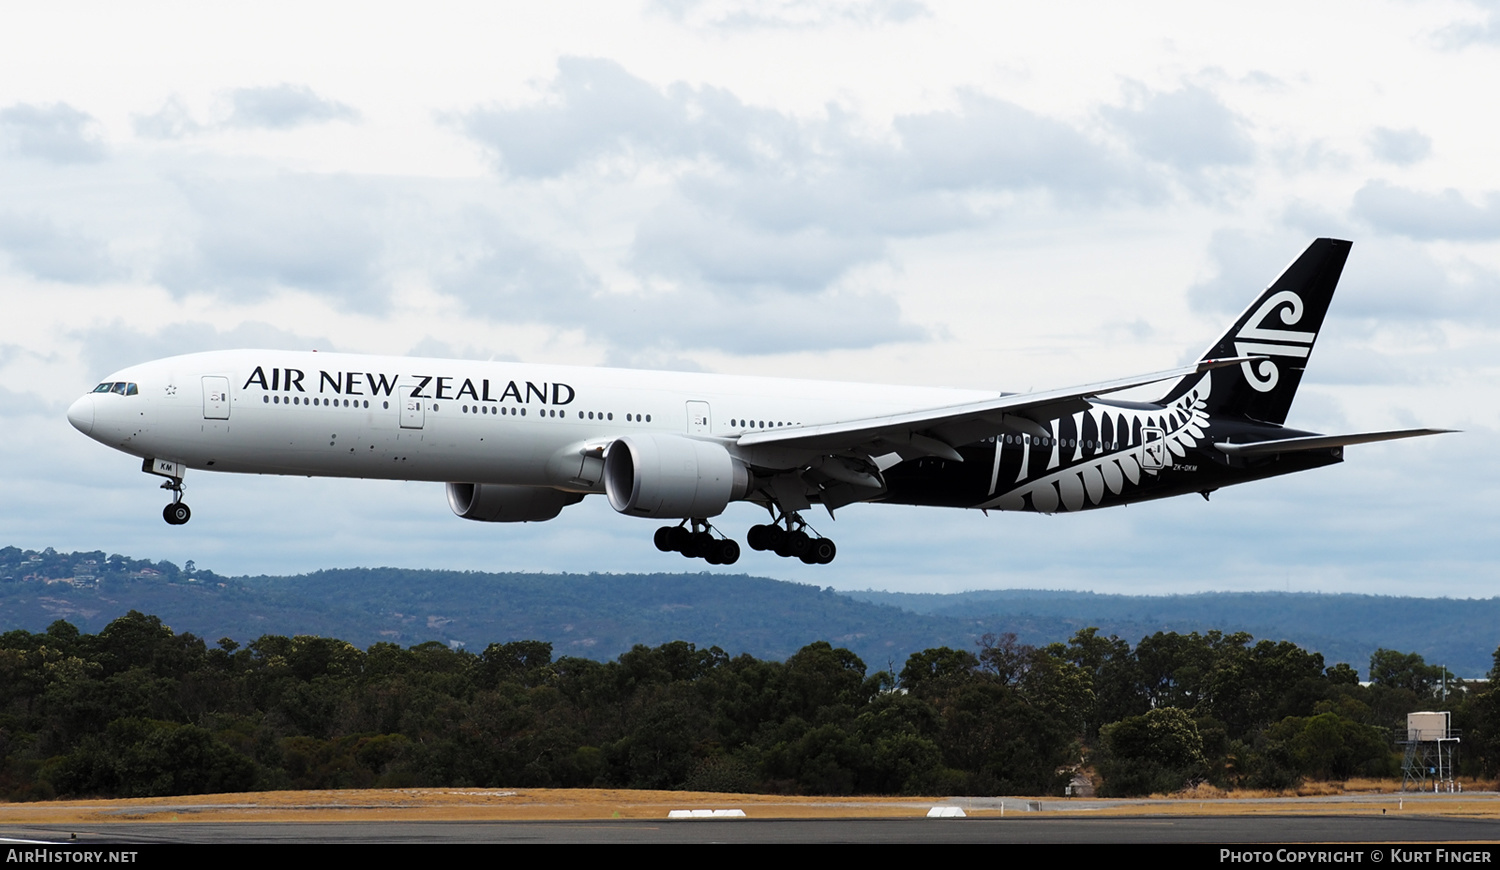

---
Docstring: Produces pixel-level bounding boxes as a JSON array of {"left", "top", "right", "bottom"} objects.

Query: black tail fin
[{"left": 1159, "top": 238, "right": 1351, "bottom": 426}]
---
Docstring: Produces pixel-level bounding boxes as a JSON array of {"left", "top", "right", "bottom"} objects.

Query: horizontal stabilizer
[{"left": 1214, "top": 428, "right": 1455, "bottom": 456}]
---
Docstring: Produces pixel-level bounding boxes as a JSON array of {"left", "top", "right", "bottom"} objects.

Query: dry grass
[{"left": 2, "top": 781, "right": 1498, "bottom": 825}]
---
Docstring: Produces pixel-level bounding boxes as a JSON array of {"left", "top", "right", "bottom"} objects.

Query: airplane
[{"left": 67, "top": 238, "right": 1449, "bottom": 566}]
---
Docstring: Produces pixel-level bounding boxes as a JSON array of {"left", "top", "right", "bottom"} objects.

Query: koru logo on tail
[{"left": 1233, "top": 290, "right": 1314, "bottom": 392}]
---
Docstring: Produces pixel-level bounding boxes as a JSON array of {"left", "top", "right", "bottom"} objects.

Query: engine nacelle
[
  {"left": 604, "top": 434, "right": 750, "bottom": 518},
  {"left": 446, "top": 483, "right": 584, "bottom": 523}
]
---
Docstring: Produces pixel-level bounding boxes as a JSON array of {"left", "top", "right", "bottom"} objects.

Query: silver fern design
[{"left": 982, "top": 372, "right": 1213, "bottom": 513}]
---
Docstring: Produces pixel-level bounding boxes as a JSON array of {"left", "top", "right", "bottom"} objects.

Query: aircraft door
[
  {"left": 400, "top": 386, "right": 425, "bottom": 429},
  {"left": 1141, "top": 426, "right": 1166, "bottom": 472},
  {"left": 202, "top": 376, "right": 230, "bottom": 420},
  {"left": 686, "top": 401, "right": 711, "bottom": 435}
]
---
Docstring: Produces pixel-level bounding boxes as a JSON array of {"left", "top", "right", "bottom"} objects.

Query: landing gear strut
[
  {"left": 747, "top": 508, "right": 836, "bottom": 564},
  {"left": 654, "top": 519, "right": 740, "bottom": 565},
  {"left": 160, "top": 479, "right": 191, "bottom": 525},
  {"left": 142, "top": 458, "right": 192, "bottom": 525}
]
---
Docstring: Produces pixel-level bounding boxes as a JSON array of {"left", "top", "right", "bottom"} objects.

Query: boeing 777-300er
[{"left": 68, "top": 238, "right": 1448, "bottom": 566}]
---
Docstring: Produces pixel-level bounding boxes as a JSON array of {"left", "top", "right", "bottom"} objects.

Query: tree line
[{"left": 1, "top": 612, "right": 1496, "bottom": 800}]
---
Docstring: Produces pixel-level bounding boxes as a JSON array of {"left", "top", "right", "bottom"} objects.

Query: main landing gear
[
  {"left": 747, "top": 511, "right": 836, "bottom": 564},
  {"left": 655, "top": 520, "right": 741, "bottom": 565}
]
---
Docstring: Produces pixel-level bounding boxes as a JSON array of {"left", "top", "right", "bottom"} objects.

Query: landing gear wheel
[
  {"left": 778, "top": 529, "right": 811, "bottom": 559},
  {"left": 654, "top": 526, "right": 676, "bottom": 552},
  {"left": 163, "top": 502, "right": 191, "bottom": 525},
  {"left": 656, "top": 519, "right": 740, "bottom": 564},
  {"left": 802, "top": 537, "right": 836, "bottom": 565},
  {"left": 714, "top": 539, "right": 741, "bottom": 565},
  {"left": 684, "top": 531, "right": 714, "bottom": 559},
  {"left": 746, "top": 524, "right": 771, "bottom": 551},
  {"left": 755, "top": 506, "right": 836, "bottom": 565}
]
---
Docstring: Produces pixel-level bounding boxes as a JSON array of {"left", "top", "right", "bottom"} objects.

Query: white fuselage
[{"left": 67, "top": 349, "right": 996, "bottom": 492}]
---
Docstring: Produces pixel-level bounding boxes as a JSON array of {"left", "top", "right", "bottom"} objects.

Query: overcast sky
[{"left": 3, "top": 1, "right": 1496, "bottom": 596}]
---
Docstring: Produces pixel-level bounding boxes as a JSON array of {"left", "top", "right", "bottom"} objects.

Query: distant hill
[
  {"left": 847, "top": 588, "right": 1500, "bottom": 679},
  {"left": 4, "top": 546, "right": 1496, "bottom": 676}
]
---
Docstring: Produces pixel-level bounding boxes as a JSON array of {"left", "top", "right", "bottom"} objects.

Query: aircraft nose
[{"left": 67, "top": 394, "right": 95, "bottom": 435}]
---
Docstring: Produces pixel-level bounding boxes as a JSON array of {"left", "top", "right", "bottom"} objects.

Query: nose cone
[{"left": 67, "top": 394, "right": 95, "bottom": 436}]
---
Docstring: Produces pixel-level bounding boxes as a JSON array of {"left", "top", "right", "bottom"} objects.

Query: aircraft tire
[
  {"left": 746, "top": 525, "right": 769, "bottom": 550},
  {"left": 684, "top": 531, "right": 714, "bottom": 558},
  {"left": 716, "top": 539, "right": 740, "bottom": 565},
  {"left": 163, "top": 503, "right": 191, "bottom": 525},
  {"left": 654, "top": 527, "right": 675, "bottom": 551},
  {"left": 803, "top": 537, "right": 835, "bottom": 564}
]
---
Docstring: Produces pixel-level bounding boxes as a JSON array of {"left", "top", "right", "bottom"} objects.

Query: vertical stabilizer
[{"left": 1160, "top": 238, "right": 1351, "bottom": 426}]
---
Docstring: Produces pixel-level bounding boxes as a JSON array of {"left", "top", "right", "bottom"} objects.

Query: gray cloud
[
  {"left": 438, "top": 209, "right": 601, "bottom": 320},
  {"left": 459, "top": 58, "right": 1155, "bottom": 313},
  {"left": 156, "top": 174, "right": 387, "bottom": 303},
  {"left": 631, "top": 196, "right": 886, "bottom": 291},
  {"left": 651, "top": 0, "right": 928, "bottom": 28},
  {"left": 225, "top": 84, "right": 359, "bottom": 130},
  {"left": 1369, "top": 127, "right": 1432, "bottom": 165},
  {"left": 134, "top": 87, "right": 357, "bottom": 139},
  {"left": 1190, "top": 225, "right": 1500, "bottom": 331},
  {"left": 72, "top": 320, "right": 333, "bottom": 379},
  {"left": 0, "top": 102, "right": 106, "bottom": 163},
  {"left": 1436, "top": 2, "right": 1500, "bottom": 48},
  {"left": 1352, "top": 181, "right": 1500, "bottom": 240},
  {"left": 463, "top": 59, "right": 1143, "bottom": 201},
  {"left": 582, "top": 282, "right": 924, "bottom": 355},
  {"left": 441, "top": 208, "right": 922, "bottom": 354},
  {"left": 895, "top": 93, "right": 1144, "bottom": 200},
  {"left": 133, "top": 96, "right": 203, "bottom": 140},
  {"left": 1100, "top": 84, "right": 1254, "bottom": 172},
  {"left": 0, "top": 212, "right": 121, "bottom": 283},
  {"left": 461, "top": 57, "right": 797, "bottom": 177}
]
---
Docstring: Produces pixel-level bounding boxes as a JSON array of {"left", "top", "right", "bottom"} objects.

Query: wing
[
  {"left": 1214, "top": 428, "right": 1455, "bottom": 456},
  {"left": 735, "top": 356, "right": 1256, "bottom": 463}
]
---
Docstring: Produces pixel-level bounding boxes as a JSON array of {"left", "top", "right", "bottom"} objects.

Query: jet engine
[
  {"left": 604, "top": 434, "right": 750, "bottom": 518},
  {"left": 446, "top": 483, "right": 584, "bottom": 523}
]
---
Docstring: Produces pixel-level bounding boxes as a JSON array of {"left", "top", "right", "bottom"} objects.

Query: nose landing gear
[
  {"left": 143, "top": 458, "right": 191, "bottom": 525},
  {"left": 160, "top": 479, "right": 191, "bottom": 525}
]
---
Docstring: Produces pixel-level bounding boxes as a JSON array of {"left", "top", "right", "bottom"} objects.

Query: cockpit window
[
  {"left": 111, "top": 383, "right": 128, "bottom": 395},
  {"left": 93, "top": 383, "right": 113, "bottom": 393},
  {"left": 126, "top": 383, "right": 138, "bottom": 396},
  {"left": 92, "top": 382, "right": 139, "bottom": 395}
]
